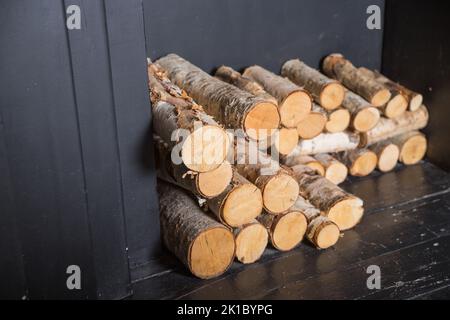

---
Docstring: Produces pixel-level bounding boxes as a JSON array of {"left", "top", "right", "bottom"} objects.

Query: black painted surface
[
  {"left": 143, "top": 0, "right": 384, "bottom": 73},
  {"left": 131, "top": 162, "right": 450, "bottom": 299},
  {"left": 382, "top": 0, "right": 450, "bottom": 171},
  {"left": 0, "top": 0, "right": 158, "bottom": 299}
]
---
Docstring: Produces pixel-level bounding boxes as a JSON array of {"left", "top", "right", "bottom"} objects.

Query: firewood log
[
  {"left": 154, "top": 136, "right": 233, "bottom": 198},
  {"left": 257, "top": 210, "right": 307, "bottom": 251},
  {"left": 158, "top": 181, "right": 235, "bottom": 279},
  {"left": 369, "top": 141, "right": 400, "bottom": 172},
  {"left": 391, "top": 131, "right": 427, "bottom": 165},
  {"left": 234, "top": 140, "right": 299, "bottom": 214},
  {"left": 283, "top": 155, "right": 325, "bottom": 176},
  {"left": 148, "top": 62, "right": 229, "bottom": 172},
  {"left": 290, "top": 196, "right": 340, "bottom": 249},
  {"left": 281, "top": 59, "right": 345, "bottom": 110},
  {"left": 358, "top": 67, "right": 408, "bottom": 118},
  {"left": 215, "top": 65, "right": 278, "bottom": 104},
  {"left": 156, "top": 54, "right": 280, "bottom": 141},
  {"left": 313, "top": 104, "right": 351, "bottom": 133},
  {"left": 359, "top": 67, "right": 422, "bottom": 112},
  {"left": 243, "top": 65, "right": 312, "bottom": 128},
  {"left": 286, "top": 131, "right": 360, "bottom": 156},
  {"left": 291, "top": 165, "right": 364, "bottom": 230},
  {"left": 359, "top": 105, "right": 429, "bottom": 147},
  {"left": 322, "top": 54, "right": 391, "bottom": 107},
  {"left": 337, "top": 149, "right": 378, "bottom": 177},
  {"left": 296, "top": 103, "right": 327, "bottom": 139},
  {"left": 342, "top": 90, "right": 380, "bottom": 132},
  {"left": 206, "top": 171, "right": 263, "bottom": 227},
  {"left": 314, "top": 153, "right": 348, "bottom": 185},
  {"left": 233, "top": 220, "right": 268, "bottom": 264},
  {"left": 265, "top": 127, "right": 299, "bottom": 156}
]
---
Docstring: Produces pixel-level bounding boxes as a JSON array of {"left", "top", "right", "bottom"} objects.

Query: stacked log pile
[{"left": 148, "top": 52, "right": 427, "bottom": 279}]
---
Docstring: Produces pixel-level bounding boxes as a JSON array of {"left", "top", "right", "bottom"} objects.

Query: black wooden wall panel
[
  {"left": 143, "top": 0, "right": 384, "bottom": 73},
  {"left": 0, "top": 0, "right": 158, "bottom": 299},
  {"left": 382, "top": 0, "right": 450, "bottom": 171}
]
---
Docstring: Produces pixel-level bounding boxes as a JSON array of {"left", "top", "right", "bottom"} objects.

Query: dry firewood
[
  {"left": 291, "top": 165, "right": 364, "bottom": 230},
  {"left": 234, "top": 140, "right": 299, "bottom": 214},
  {"left": 336, "top": 149, "right": 378, "bottom": 177},
  {"left": 369, "top": 141, "right": 400, "bottom": 172},
  {"left": 322, "top": 54, "right": 391, "bottom": 107},
  {"left": 158, "top": 181, "right": 235, "bottom": 279},
  {"left": 283, "top": 155, "right": 325, "bottom": 176},
  {"left": 359, "top": 105, "right": 429, "bottom": 147},
  {"left": 243, "top": 65, "right": 312, "bottom": 128},
  {"left": 233, "top": 220, "right": 268, "bottom": 264},
  {"left": 290, "top": 196, "right": 340, "bottom": 249},
  {"left": 257, "top": 210, "right": 307, "bottom": 251},
  {"left": 156, "top": 54, "right": 280, "bottom": 140},
  {"left": 148, "top": 62, "right": 230, "bottom": 172},
  {"left": 154, "top": 136, "right": 233, "bottom": 198},
  {"left": 296, "top": 103, "right": 327, "bottom": 139},
  {"left": 286, "top": 131, "right": 360, "bottom": 156},
  {"left": 282, "top": 58, "right": 345, "bottom": 110},
  {"left": 215, "top": 65, "right": 278, "bottom": 104},
  {"left": 359, "top": 67, "right": 422, "bottom": 112},
  {"left": 312, "top": 104, "right": 351, "bottom": 133},
  {"left": 206, "top": 171, "right": 263, "bottom": 227},
  {"left": 358, "top": 67, "right": 408, "bottom": 118},
  {"left": 391, "top": 131, "right": 427, "bottom": 165},
  {"left": 314, "top": 153, "right": 348, "bottom": 185},
  {"left": 341, "top": 90, "right": 380, "bottom": 132}
]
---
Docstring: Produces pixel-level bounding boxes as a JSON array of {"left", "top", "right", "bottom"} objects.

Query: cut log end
[
  {"left": 399, "top": 134, "right": 427, "bottom": 165},
  {"left": 314, "top": 221, "right": 340, "bottom": 249},
  {"left": 326, "top": 108, "right": 351, "bottom": 133},
  {"left": 370, "top": 88, "right": 392, "bottom": 107},
  {"left": 274, "top": 127, "right": 299, "bottom": 155},
  {"left": 307, "top": 161, "right": 326, "bottom": 176},
  {"left": 198, "top": 161, "right": 233, "bottom": 198},
  {"left": 279, "top": 90, "right": 312, "bottom": 128},
  {"left": 350, "top": 150, "right": 378, "bottom": 176},
  {"left": 235, "top": 222, "right": 268, "bottom": 264},
  {"left": 353, "top": 107, "right": 380, "bottom": 132},
  {"left": 190, "top": 227, "right": 235, "bottom": 279},
  {"left": 272, "top": 212, "right": 307, "bottom": 251},
  {"left": 384, "top": 94, "right": 408, "bottom": 119},
  {"left": 182, "top": 125, "right": 229, "bottom": 172},
  {"left": 244, "top": 102, "right": 280, "bottom": 140},
  {"left": 320, "top": 82, "right": 345, "bottom": 110},
  {"left": 377, "top": 144, "right": 400, "bottom": 172},
  {"left": 325, "top": 161, "right": 348, "bottom": 185},
  {"left": 409, "top": 94, "right": 423, "bottom": 112},
  {"left": 223, "top": 183, "right": 263, "bottom": 227},
  {"left": 328, "top": 197, "right": 364, "bottom": 231},
  {"left": 297, "top": 112, "right": 327, "bottom": 139},
  {"left": 263, "top": 174, "right": 299, "bottom": 214}
]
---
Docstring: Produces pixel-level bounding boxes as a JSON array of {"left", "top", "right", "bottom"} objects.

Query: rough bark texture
[
  {"left": 337, "top": 148, "right": 377, "bottom": 177},
  {"left": 359, "top": 67, "right": 423, "bottom": 112},
  {"left": 158, "top": 181, "right": 235, "bottom": 279},
  {"left": 148, "top": 62, "right": 229, "bottom": 172},
  {"left": 215, "top": 65, "right": 278, "bottom": 104},
  {"left": 156, "top": 54, "right": 279, "bottom": 139},
  {"left": 322, "top": 54, "right": 391, "bottom": 106},
  {"left": 286, "top": 131, "right": 360, "bottom": 156},
  {"left": 282, "top": 59, "right": 344, "bottom": 109},
  {"left": 291, "top": 164, "right": 363, "bottom": 230},
  {"left": 360, "top": 105, "right": 429, "bottom": 147}
]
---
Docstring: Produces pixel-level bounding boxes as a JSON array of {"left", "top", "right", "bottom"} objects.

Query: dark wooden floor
[{"left": 130, "top": 161, "right": 450, "bottom": 299}]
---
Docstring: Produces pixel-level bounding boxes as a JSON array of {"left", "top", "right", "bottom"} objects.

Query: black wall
[
  {"left": 383, "top": 1, "right": 450, "bottom": 171},
  {"left": 143, "top": 0, "right": 385, "bottom": 73},
  {"left": 0, "top": 0, "right": 159, "bottom": 299}
]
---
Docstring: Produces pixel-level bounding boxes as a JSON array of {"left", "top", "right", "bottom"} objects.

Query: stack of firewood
[{"left": 148, "top": 53, "right": 427, "bottom": 279}]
